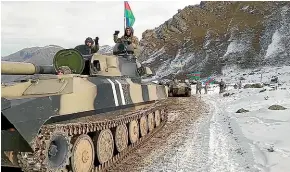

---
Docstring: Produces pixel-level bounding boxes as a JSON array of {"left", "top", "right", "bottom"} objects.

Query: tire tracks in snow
[
  {"left": 110, "top": 95, "right": 259, "bottom": 172},
  {"left": 206, "top": 95, "right": 260, "bottom": 172}
]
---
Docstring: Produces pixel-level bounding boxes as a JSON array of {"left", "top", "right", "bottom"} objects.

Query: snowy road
[
  {"left": 205, "top": 95, "right": 257, "bottom": 172},
  {"left": 110, "top": 86, "right": 290, "bottom": 172}
]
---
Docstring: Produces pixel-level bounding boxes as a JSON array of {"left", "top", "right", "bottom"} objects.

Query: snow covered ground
[
  {"left": 207, "top": 86, "right": 290, "bottom": 172},
  {"left": 113, "top": 66, "right": 290, "bottom": 172},
  {"left": 137, "top": 85, "right": 290, "bottom": 172},
  {"left": 191, "top": 66, "right": 290, "bottom": 172},
  {"left": 143, "top": 84, "right": 290, "bottom": 171},
  {"left": 181, "top": 85, "right": 290, "bottom": 172},
  {"left": 216, "top": 65, "right": 290, "bottom": 85}
]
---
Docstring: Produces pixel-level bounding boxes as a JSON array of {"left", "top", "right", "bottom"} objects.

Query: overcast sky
[{"left": 1, "top": 0, "right": 201, "bottom": 56}]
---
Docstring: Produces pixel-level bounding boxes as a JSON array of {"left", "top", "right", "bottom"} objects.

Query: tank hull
[
  {"left": 1, "top": 75, "right": 168, "bottom": 170},
  {"left": 168, "top": 83, "right": 191, "bottom": 97},
  {"left": 1, "top": 47, "right": 169, "bottom": 171}
]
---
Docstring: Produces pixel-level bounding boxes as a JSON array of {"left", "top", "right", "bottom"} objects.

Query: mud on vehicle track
[
  {"left": 3, "top": 97, "right": 205, "bottom": 172},
  {"left": 108, "top": 96, "right": 207, "bottom": 171},
  {"left": 14, "top": 100, "right": 170, "bottom": 172}
]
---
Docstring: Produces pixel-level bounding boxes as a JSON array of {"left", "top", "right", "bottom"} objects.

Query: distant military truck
[{"left": 168, "top": 79, "right": 191, "bottom": 97}]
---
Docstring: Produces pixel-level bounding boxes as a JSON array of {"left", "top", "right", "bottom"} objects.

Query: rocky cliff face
[
  {"left": 2, "top": 2, "right": 289, "bottom": 82},
  {"left": 139, "top": 1, "right": 290, "bottom": 80}
]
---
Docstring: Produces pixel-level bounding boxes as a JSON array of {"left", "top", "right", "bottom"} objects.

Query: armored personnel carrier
[
  {"left": 168, "top": 79, "right": 191, "bottom": 97},
  {"left": 1, "top": 41, "right": 168, "bottom": 172}
]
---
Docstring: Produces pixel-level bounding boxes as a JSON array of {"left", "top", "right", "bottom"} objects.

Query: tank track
[{"left": 17, "top": 103, "right": 168, "bottom": 172}]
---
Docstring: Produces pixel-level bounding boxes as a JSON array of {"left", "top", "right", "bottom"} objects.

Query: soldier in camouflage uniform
[
  {"left": 196, "top": 81, "right": 202, "bottom": 94},
  {"left": 219, "top": 79, "right": 226, "bottom": 93},
  {"left": 113, "top": 27, "right": 140, "bottom": 58},
  {"left": 238, "top": 81, "right": 242, "bottom": 89},
  {"left": 75, "top": 37, "right": 99, "bottom": 55},
  {"left": 204, "top": 83, "right": 209, "bottom": 94}
]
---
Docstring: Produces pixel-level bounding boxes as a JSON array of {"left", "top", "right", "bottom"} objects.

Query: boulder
[
  {"left": 223, "top": 93, "right": 230, "bottom": 97},
  {"left": 251, "top": 83, "right": 263, "bottom": 88},
  {"left": 268, "top": 105, "right": 287, "bottom": 110},
  {"left": 244, "top": 83, "right": 263, "bottom": 89},
  {"left": 240, "top": 77, "right": 246, "bottom": 80},
  {"left": 236, "top": 108, "right": 250, "bottom": 113}
]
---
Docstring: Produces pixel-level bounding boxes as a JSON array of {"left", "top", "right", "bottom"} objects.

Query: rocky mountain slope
[
  {"left": 1, "top": 45, "right": 63, "bottom": 82},
  {"left": 2, "top": 1, "right": 289, "bottom": 82},
  {"left": 1, "top": 45, "right": 113, "bottom": 64},
  {"left": 139, "top": 1, "right": 290, "bottom": 80}
]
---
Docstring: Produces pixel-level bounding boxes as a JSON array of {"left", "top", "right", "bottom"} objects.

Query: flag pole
[
  {"left": 124, "top": 1, "right": 126, "bottom": 31},
  {"left": 124, "top": 16, "right": 126, "bottom": 31}
]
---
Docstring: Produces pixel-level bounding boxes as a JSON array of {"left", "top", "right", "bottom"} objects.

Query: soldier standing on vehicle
[
  {"left": 74, "top": 37, "right": 99, "bottom": 55},
  {"left": 113, "top": 27, "right": 140, "bottom": 58}
]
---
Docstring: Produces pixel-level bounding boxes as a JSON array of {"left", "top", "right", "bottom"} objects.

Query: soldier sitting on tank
[
  {"left": 74, "top": 37, "right": 99, "bottom": 55},
  {"left": 113, "top": 27, "right": 140, "bottom": 57}
]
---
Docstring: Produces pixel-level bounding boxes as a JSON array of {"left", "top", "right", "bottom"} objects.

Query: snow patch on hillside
[{"left": 216, "top": 65, "right": 290, "bottom": 85}]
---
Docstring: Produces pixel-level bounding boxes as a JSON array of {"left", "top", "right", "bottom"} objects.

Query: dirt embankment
[{"left": 108, "top": 96, "right": 208, "bottom": 172}]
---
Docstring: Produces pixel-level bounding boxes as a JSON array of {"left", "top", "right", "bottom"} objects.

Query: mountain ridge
[
  {"left": 139, "top": 1, "right": 290, "bottom": 79},
  {"left": 2, "top": 1, "right": 290, "bottom": 82}
]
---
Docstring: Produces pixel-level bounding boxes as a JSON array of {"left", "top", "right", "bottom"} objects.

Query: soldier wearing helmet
[
  {"left": 113, "top": 27, "right": 140, "bottom": 57},
  {"left": 74, "top": 37, "right": 99, "bottom": 55}
]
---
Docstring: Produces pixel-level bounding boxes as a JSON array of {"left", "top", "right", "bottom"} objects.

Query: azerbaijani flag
[
  {"left": 204, "top": 77, "right": 215, "bottom": 84},
  {"left": 124, "top": 1, "right": 135, "bottom": 27},
  {"left": 186, "top": 72, "right": 201, "bottom": 80}
]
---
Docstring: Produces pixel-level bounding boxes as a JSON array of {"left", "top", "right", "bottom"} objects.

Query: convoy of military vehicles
[{"left": 1, "top": 40, "right": 195, "bottom": 171}]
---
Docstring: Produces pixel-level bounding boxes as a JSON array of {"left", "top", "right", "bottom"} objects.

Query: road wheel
[
  {"left": 148, "top": 113, "right": 155, "bottom": 132},
  {"left": 114, "top": 124, "right": 128, "bottom": 153},
  {"left": 94, "top": 129, "right": 114, "bottom": 164},
  {"left": 154, "top": 110, "right": 161, "bottom": 127},
  {"left": 70, "top": 134, "right": 94, "bottom": 172},
  {"left": 129, "top": 120, "right": 139, "bottom": 144},
  {"left": 140, "top": 116, "right": 148, "bottom": 137}
]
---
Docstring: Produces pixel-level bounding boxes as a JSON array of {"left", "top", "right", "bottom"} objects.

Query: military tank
[
  {"left": 168, "top": 79, "right": 191, "bottom": 97},
  {"left": 1, "top": 40, "right": 169, "bottom": 172}
]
